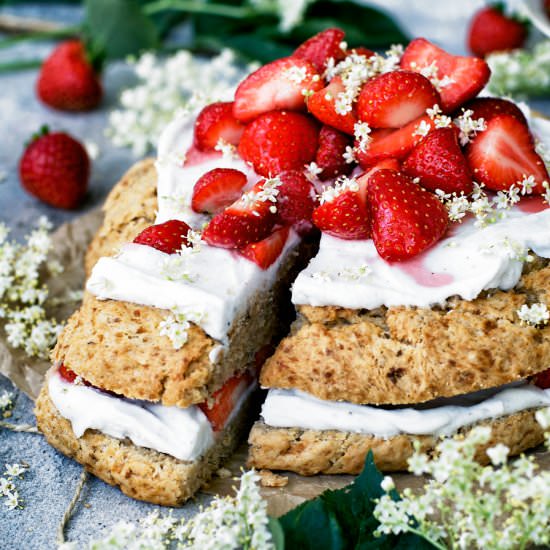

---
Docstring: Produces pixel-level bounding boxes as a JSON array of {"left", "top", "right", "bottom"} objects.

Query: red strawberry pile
[{"left": 141, "top": 29, "right": 550, "bottom": 266}]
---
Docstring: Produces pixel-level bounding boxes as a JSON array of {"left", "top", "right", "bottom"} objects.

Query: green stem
[
  {"left": 144, "top": 0, "right": 257, "bottom": 18},
  {"left": 0, "top": 59, "right": 43, "bottom": 73},
  {"left": 0, "top": 25, "right": 80, "bottom": 50},
  {"left": 405, "top": 527, "right": 447, "bottom": 550}
]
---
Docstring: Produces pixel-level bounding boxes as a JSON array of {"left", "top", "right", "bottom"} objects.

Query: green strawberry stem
[
  {"left": 0, "top": 59, "right": 43, "bottom": 73},
  {"left": 144, "top": 0, "right": 259, "bottom": 19},
  {"left": 0, "top": 25, "right": 80, "bottom": 50}
]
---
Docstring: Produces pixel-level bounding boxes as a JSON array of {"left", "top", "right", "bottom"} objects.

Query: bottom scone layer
[
  {"left": 247, "top": 410, "right": 545, "bottom": 475},
  {"left": 35, "top": 383, "right": 258, "bottom": 506}
]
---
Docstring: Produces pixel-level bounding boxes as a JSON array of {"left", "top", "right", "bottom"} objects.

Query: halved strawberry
[
  {"left": 191, "top": 168, "right": 248, "bottom": 214},
  {"left": 457, "top": 97, "right": 527, "bottom": 126},
  {"left": 465, "top": 114, "right": 550, "bottom": 193},
  {"left": 368, "top": 169, "right": 449, "bottom": 261},
  {"left": 400, "top": 38, "right": 490, "bottom": 112},
  {"left": 357, "top": 70, "right": 440, "bottom": 129},
  {"left": 534, "top": 368, "right": 550, "bottom": 389},
  {"left": 240, "top": 226, "right": 290, "bottom": 269},
  {"left": 198, "top": 372, "right": 253, "bottom": 431},
  {"left": 315, "top": 125, "right": 353, "bottom": 180},
  {"left": 238, "top": 111, "right": 319, "bottom": 177},
  {"left": 133, "top": 219, "right": 191, "bottom": 254},
  {"left": 275, "top": 170, "right": 316, "bottom": 226},
  {"left": 59, "top": 364, "right": 86, "bottom": 384},
  {"left": 202, "top": 180, "right": 277, "bottom": 248},
  {"left": 356, "top": 158, "right": 401, "bottom": 188},
  {"left": 356, "top": 115, "right": 434, "bottom": 166},
  {"left": 194, "top": 102, "right": 244, "bottom": 151},
  {"left": 312, "top": 178, "right": 370, "bottom": 240},
  {"left": 293, "top": 28, "right": 346, "bottom": 71},
  {"left": 307, "top": 76, "right": 357, "bottom": 135},
  {"left": 233, "top": 57, "right": 323, "bottom": 122},
  {"left": 402, "top": 127, "right": 473, "bottom": 194}
]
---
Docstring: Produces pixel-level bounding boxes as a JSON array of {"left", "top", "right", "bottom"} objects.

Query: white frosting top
[
  {"left": 48, "top": 368, "right": 214, "bottom": 461},
  {"left": 261, "top": 384, "right": 550, "bottom": 437}
]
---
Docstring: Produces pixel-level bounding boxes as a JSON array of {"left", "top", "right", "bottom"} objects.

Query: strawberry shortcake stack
[{"left": 248, "top": 35, "right": 550, "bottom": 474}]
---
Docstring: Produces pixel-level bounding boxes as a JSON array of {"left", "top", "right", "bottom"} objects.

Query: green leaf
[
  {"left": 82, "top": 0, "right": 160, "bottom": 61},
  {"left": 268, "top": 517, "right": 286, "bottom": 550}
]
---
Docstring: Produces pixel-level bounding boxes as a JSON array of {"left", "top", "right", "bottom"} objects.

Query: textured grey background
[{"left": 1, "top": 2, "right": 549, "bottom": 549}]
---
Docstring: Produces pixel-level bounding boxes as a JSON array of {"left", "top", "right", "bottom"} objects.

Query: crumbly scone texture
[
  {"left": 35, "top": 380, "right": 257, "bottom": 506},
  {"left": 247, "top": 410, "right": 545, "bottom": 475},
  {"left": 85, "top": 158, "right": 157, "bottom": 275},
  {"left": 261, "top": 259, "right": 550, "bottom": 405}
]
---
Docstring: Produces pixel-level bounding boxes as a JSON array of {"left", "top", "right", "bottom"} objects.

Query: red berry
[
  {"left": 293, "top": 28, "right": 346, "bottom": 71},
  {"left": 191, "top": 168, "right": 248, "bottom": 214},
  {"left": 357, "top": 70, "right": 440, "bottom": 129},
  {"left": 194, "top": 102, "right": 244, "bottom": 151},
  {"left": 238, "top": 111, "right": 319, "bottom": 177},
  {"left": 457, "top": 97, "right": 527, "bottom": 126},
  {"left": 403, "top": 127, "right": 473, "bottom": 194},
  {"left": 239, "top": 226, "right": 290, "bottom": 269},
  {"left": 534, "top": 368, "right": 550, "bottom": 389},
  {"left": 275, "top": 170, "right": 316, "bottom": 226},
  {"left": 315, "top": 125, "right": 353, "bottom": 180},
  {"left": 19, "top": 129, "right": 90, "bottom": 209},
  {"left": 37, "top": 40, "right": 102, "bottom": 111},
  {"left": 468, "top": 6, "right": 527, "bottom": 58},
  {"left": 233, "top": 57, "right": 323, "bottom": 122},
  {"left": 133, "top": 219, "right": 192, "bottom": 254},
  {"left": 367, "top": 169, "right": 449, "bottom": 261}
]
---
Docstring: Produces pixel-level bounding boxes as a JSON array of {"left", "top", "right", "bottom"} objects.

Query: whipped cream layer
[
  {"left": 262, "top": 384, "right": 550, "bottom": 438},
  {"left": 48, "top": 368, "right": 214, "bottom": 461}
]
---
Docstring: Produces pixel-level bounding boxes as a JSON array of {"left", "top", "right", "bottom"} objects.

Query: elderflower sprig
[
  {"left": 159, "top": 306, "right": 205, "bottom": 350},
  {"left": 517, "top": 302, "right": 550, "bottom": 327},
  {"left": 0, "top": 462, "right": 28, "bottom": 511}
]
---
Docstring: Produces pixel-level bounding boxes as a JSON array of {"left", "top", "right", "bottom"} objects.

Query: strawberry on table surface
[
  {"left": 275, "top": 171, "right": 316, "bottom": 227},
  {"left": 357, "top": 70, "right": 440, "bottom": 129},
  {"left": 403, "top": 127, "right": 473, "bottom": 194},
  {"left": 37, "top": 39, "right": 102, "bottom": 111},
  {"left": 202, "top": 180, "right": 278, "bottom": 248},
  {"left": 191, "top": 168, "right": 248, "bottom": 214},
  {"left": 240, "top": 226, "right": 290, "bottom": 269},
  {"left": 467, "top": 5, "right": 527, "bottom": 58},
  {"left": 367, "top": 169, "right": 449, "bottom": 261},
  {"left": 315, "top": 125, "right": 353, "bottom": 180},
  {"left": 465, "top": 114, "right": 550, "bottom": 193},
  {"left": 400, "top": 37, "right": 490, "bottom": 112},
  {"left": 457, "top": 97, "right": 528, "bottom": 126},
  {"left": 233, "top": 57, "right": 323, "bottom": 122},
  {"left": 293, "top": 27, "right": 346, "bottom": 71},
  {"left": 19, "top": 128, "right": 90, "bottom": 209},
  {"left": 194, "top": 102, "right": 244, "bottom": 151},
  {"left": 238, "top": 111, "right": 319, "bottom": 177},
  {"left": 133, "top": 219, "right": 192, "bottom": 254}
]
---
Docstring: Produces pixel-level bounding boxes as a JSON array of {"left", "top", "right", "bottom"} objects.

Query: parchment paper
[{"left": 1, "top": 208, "right": 548, "bottom": 516}]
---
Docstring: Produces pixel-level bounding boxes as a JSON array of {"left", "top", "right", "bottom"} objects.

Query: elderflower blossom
[
  {"left": 107, "top": 49, "right": 246, "bottom": 155},
  {"left": 305, "top": 161, "right": 322, "bottom": 182},
  {"left": 413, "top": 119, "right": 431, "bottom": 138},
  {"left": 0, "top": 462, "right": 28, "bottom": 511},
  {"left": 319, "top": 176, "right": 358, "bottom": 204},
  {"left": 354, "top": 121, "right": 372, "bottom": 153},
  {"left": 415, "top": 61, "right": 455, "bottom": 92},
  {"left": 159, "top": 306, "right": 205, "bottom": 350},
  {"left": 240, "top": 177, "right": 281, "bottom": 214},
  {"left": 517, "top": 302, "right": 550, "bottom": 327},
  {"left": 215, "top": 138, "right": 238, "bottom": 160},
  {"left": 342, "top": 145, "right": 357, "bottom": 164},
  {"left": 426, "top": 103, "right": 452, "bottom": 129},
  {"left": 374, "top": 422, "right": 550, "bottom": 550},
  {"left": 0, "top": 218, "right": 64, "bottom": 359},
  {"left": 161, "top": 229, "right": 203, "bottom": 283},
  {"left": 453, "top": 109, "right": 486, "bottom": 146},
  {"left": 0, "top": 391, "right": 13, "bottom": 410}
]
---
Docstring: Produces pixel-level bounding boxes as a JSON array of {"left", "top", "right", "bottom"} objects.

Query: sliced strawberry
[
  {"left": 465, "top": 114, "right": 550, "bottom": 193},
  {"left": 275, "top": 170, "right": 316, "bottom": 226},
  {"left": 59, "top": 364, "right": 84, "bottom": 384},
  {"left": 240, "top": 226, "right": 290, "bottom": 269},
  {"left": 202, "top": 180, "right": 277, "bottom": 248},
  {"left": 307, "top": 76, "right": 357, "bottom": 135},
  {"left": 457, "top": 97, "right": 527, "bottom": 126},
  {"left": 191, "top": 168, "right": 248, "bottom": 214},
  {"left": 400, "top": 38, "right": 490, "bottom": 112},
  {"left": 368, "top": 169, "right": 449, "bottom": 261},
  {"left": 403, "top": 127, "right": 473, "bottom": 194},
  {"left": 312, "top": 178, "right": 370, "bottom": 240},
  {"left": 198, "top": 372, "right": 253, "bottom": 431},
  {"left": 233, "top": 57, "right": 323, "bottom": 122},
  {"left": 315, "top": 125, "right": 353, "bottom": 180},
  {"left": 534, "top": 368, "right": 550, "bottom": 389},
  {"left": 194, "top": 102, "right": 244, "bottom": 151},
  {"left": 238, "top": 111, "right": 319, "bottom": 177},
  {"left": 293, "top": 28, "right": 346, "bottom": 71},
  {"left": 356, "top": 158, "right": 401, "bottom": 188},
  {"left": 133, "top": 219, "right": 191, "bottom": 254},
  {"left": 356, "top": 115, "right": 434, "bottom": 167},
  {"left": 357, "top": 70, "right": 440, "bottom": 129}
]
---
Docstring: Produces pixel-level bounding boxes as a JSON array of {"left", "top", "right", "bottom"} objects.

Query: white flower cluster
[
  {"left": 0, "top": 390, "right": 13, "bottom": 411},
  {"left": 453, "top": 109, "right": 487, "bottom": 146},
  {"left": 159, "top": 306, "right": 205, "bottom": 350},
  {"left": 487, "top": 40, "right": 550, "bottom": 97},
  {"left": 240, "top": 177, "right": 281, "bottom": 214},
  {"left": 305, "top": 161, "right": 323, "bottom": 182},
  {"left": 417, "top": 61, "right": 455, "bottom": 92},
  {"left": 215, "top": 138, "right": 239, "bottom": 160},
  {"left": 319, "top": 176, "right": 359, "bottom": 204},
  {"left": 0, "top": 463, "right": 28, "bottom": 511},
  {"left": 160, "top": 230, "right": 203, "bottom": 283},
  {"left": 107, "top": 49, "right": 247, "bottom": 155},
  {"left": 354, "top": 121, "right": 372, "bottom": 153},
  {"left": 66, "top": 470, "right": 273, "bottom": 550},
  {"left": 0, "top": 218, "right": 64, "bottom": 359},
  {"left": 374, "top": 422, "right": 550, "bottom": 550},
  {"left": 517, "top": 302, "right": 550, "bottom": 327},
  {"left": 426, "top": 104, "right": 452, "bottom": 129}
]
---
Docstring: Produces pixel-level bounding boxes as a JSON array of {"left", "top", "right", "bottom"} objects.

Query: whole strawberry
[
  {"left": 468, "top": 6, "right": 527, "bottom": 58},
  {"left": 37, "top": 39, "right": 102, "bottom": 111},
  {"left": 19, "top": 128, "right": 90, "bottom": 209}
]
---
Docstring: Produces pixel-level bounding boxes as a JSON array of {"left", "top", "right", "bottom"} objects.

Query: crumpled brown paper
[{"left": 0, "top": 207, "right": 548, "bottom": 516}]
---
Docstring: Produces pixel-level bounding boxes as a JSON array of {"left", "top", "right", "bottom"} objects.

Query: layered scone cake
[{"left": 249, "top": 37, "right": 550, "bottom": 474}]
